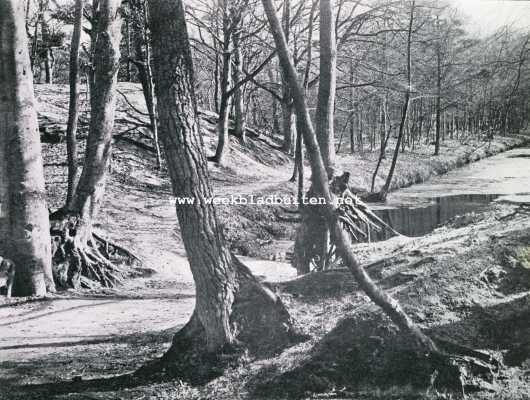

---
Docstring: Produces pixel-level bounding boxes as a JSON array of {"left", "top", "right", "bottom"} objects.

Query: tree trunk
[
  {"left": 125, "top": 12, "right": 132, "bottom": 82},
  {"left": 290, "top": 0, "right": 315, "bottom": 185},
  {"left": 294, "top": 0, "right": 336, "bottom": 273},
  {"left": 44, "top": 48, "right": 54, "bottom": 84},
  {"left": 290, "top": 128, "right": 303, "bottom": 183},
  {"left": 50, "top": 0, "right": 131, "bottom": 290},
  {"left": 434, "top": 31, "right": 441, "bottom": 156},
  {"left": 370, "top": 119, "right": 391, "bottom": 193},
  {"left": 145, "top": 0, "right": 301, "bottom": 379},
  {"left": 315, "top": 0, "right": 337, "bottom": 178},
  {"left": 41, "top": 14, "right": 54, "bottom": 84},
  {"left": 280, "top": 0, "right": 294, "bottom": 154},
  {"left": 0, "top": 0, "right": 55, "bottom": 296},
  {"left": 72, "top": 0, "right": 121, "bottom": 238},
  {"left": 65, "top": 0, "right": 84, "bottom": 210},
  {"left": 130, "top": 2, "right": 162, "bottom": 168},
  {"left": 349, "top": 67, "right": 355, "bottom": 154},
  {"left": 378, "top": 1, "right": 415, "bottom": 201},
  {"left": 269, "top": 68, "right": 281, "bottom": 135},
  {"left": 262, "top": 0, "right": 437, "bottom": 354},
  {"left": 30, "top": 5, "right": 42, "bottom": 72},
  {"left": 281, "top": 102, "right": 295, "bottom": 153},
  {"left": 210, "top": 0, "right": 232, "bottom": 164},
  {"left": 232, "top": 26, "right": 246, "bottom": 143}
]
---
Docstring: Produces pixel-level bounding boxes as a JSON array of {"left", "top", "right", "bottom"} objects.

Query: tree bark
[
  {"left": 0, "top": 0, "right": 55, "bottom": 296},
  {"left": 49, "top": 0, "right": 127, "bottom": 290},
  {"left": 434, "top": 21, "right": 441, "bottom": 156},
  {"left": 232, "top": 26, "right": 246, "bottom": 143},
  {"left": 280, "top": 0, "right": 294, "bottom": 154},
  {"left": 65, "top": 0, "right": 84, "bottom": 210},
  {"left": 210, "top": 0, "right": 232, "bottom": 164},
  {"left": 41, "top": 12, "right": 55, "bottom": 84},
  {"left": 290, "top": 0, "right": 315, "bottom": 187},
  {"left": 281, "top": 102, "right": 295, "bottom": 154},
  {"left": 130, "top": 1, "right": 162, "bottom": 168},
  {"left": 146, "top": 0, "right": 300, "bottom": 375},
  {"left": 72, "top": 0, "right": 121, "bottom": 236},
  {"left": 315, "top": 0, "right": 337, "bottom": 178}
]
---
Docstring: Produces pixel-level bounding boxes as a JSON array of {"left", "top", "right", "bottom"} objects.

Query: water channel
[{"left": 370, "top": 147, "right": 530, "bottom": 241}]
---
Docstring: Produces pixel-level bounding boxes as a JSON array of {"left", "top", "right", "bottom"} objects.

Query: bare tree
[
  {"left": 378, "top": 0, "right": 415, "bottom": 201},
  {"left": 65, "top": 0, "right": 84, "bottom": 209},
  {"left": 50, "top": 0, "right": 132, "bottom": 289},
  {"left": 208, "top": 0, "right": 244, "bottom": 163},
  {"left": 144, "top": 0, "right": 301, "bottom": 378},
  {"left": 0, "top": 0, "right": 55, "bottom": 296}
]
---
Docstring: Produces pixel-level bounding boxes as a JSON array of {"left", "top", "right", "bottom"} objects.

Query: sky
[{"left": 450, "top": 0, "right": 530, "bottom": 35}]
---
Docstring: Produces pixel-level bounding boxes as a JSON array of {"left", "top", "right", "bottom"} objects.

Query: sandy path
[{"left": 0, "top": 163, "right": 296, "bottom": 367}]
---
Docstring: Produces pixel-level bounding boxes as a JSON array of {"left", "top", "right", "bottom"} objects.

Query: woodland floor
[{"left": 0, "top": 84, "right": 529, "bottom": 399}]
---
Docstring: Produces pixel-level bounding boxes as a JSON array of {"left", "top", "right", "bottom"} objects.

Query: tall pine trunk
[
  {"left": 146, "top": 0, "right": 300, "bottom": 375},
  {"left": 0, "top": 0, "right": 55, "bottom": 296}
]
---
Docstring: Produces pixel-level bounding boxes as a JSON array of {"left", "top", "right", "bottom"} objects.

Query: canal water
[{"left": 369, "top": 147, "right": 530, "bottom": 240}]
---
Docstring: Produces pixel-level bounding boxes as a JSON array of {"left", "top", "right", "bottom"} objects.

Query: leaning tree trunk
[
  {"left": 50, "top": 0, "right": 135, "bottom": 290},
  {"left": 72, "top": 0, "right": 121, "bottom": 236},
  {"left": 378, "top": 0, "right": 415, "bottom": 202},
  {"left": 262, "top": 0, "right": 438, "bottom": 355},
  {"left": 145, "top": 0, "right": 301, "bottom": 381},
  {"left": 0, "top": 0, "right": 55, "bottom": 296},
  {"left": 65, "top": 0, "right": 84, "bottom": 209}
]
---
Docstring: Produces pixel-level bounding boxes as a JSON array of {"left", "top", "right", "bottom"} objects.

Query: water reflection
[
  {"left": 361, "top": 146, "right": 530, "bottom": 242},
  {"left": 370, "top": 194, "right": 498, "bottom": 241}
]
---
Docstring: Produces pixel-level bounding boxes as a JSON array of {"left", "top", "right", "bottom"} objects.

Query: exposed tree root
[
  {"left": 425, "top": 349, "right": 499, "bottom": 396},
  {"left": 137, "top": 255, "right": 307, "bottom": 384},
  {"left": 293, "top": 172, "right": 398, "bottom": 275},
  {"left": 92, "top": 232, "right": 142, "bottom": 265},
  {"left": 50, "top": 213, "right": 141, "bottom": 289}
]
